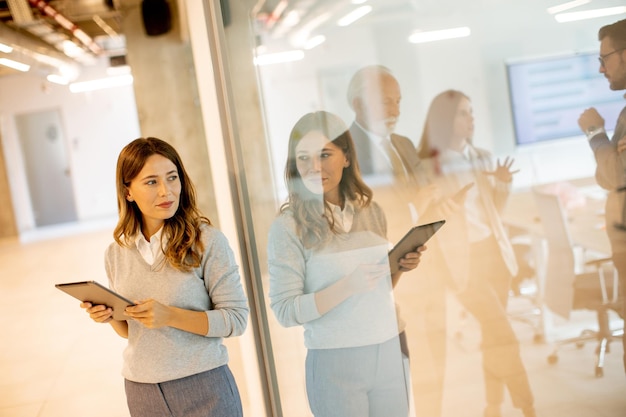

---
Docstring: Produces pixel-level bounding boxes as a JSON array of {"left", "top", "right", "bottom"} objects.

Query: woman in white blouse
[{"left": 268, "top": 111, "right": 424, "bottom": 417}]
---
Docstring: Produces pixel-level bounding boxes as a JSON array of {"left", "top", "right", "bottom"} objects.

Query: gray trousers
[
  {"left": 305, "top": 335, "right": 410, "bottom": 417},
  {"left": 456, "top": 237, "right": 534, "bottom": 411},
  {"left": 124, "top": 365, "right": 243, "bottom": 417}
]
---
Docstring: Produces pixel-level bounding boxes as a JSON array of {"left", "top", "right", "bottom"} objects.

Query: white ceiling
[
  {"left": 0, "top": 0, "right": 122, "bottom": 77},
  {"left": 1, "top": 0, "right": 625, "bottom": 78}
]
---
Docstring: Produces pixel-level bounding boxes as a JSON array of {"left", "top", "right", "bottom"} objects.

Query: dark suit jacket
[
  {"left": 589, "top": 105, "right": 626, "bottom": 254},
  {"left": 348, "top": 122, "right": 424, "bottom": 243},
  {"left": 349, "top": 122, "right": 420, "bottom": 183}
]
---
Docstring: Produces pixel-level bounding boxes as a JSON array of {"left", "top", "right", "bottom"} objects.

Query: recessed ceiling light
[
  {"left": 0, "top": 43, "right": 14, "bottom": 53},
  {"left": 69, "top": 74, "right": 134, "bottom": 93},
  {"left": 337, "top": 6, "right": 372, "bottom": 27},
  {"left": 547, "top": 0, "right": 591, "bottom": 15},
  {"left": 0, "top": 58, "right": 30, "bottom": 72},
  {"left": 304, "top": 35, "right": 326, "bottom": 50},
  {"left": 555, "top": 6, "right": 626, "bottom": 22},
  {"left": 409, "top": 27, "right": 471, "bottom": 44},
  {"left": 253, "top": 50, "right": 305, "bottom": 66}
]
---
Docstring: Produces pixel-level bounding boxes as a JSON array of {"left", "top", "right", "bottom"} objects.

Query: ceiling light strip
[
  {"left": 69, "top": 74, "right": 134, "bottom": 93},
  {"left": 555, "top": 6, "right": 626, "bottom": 22},
  {"left": 0, "top": 58, "right": 30, "bottom": 72},
  {"left": 337, "top": 5, "right": 372, "bottom": 27},
  {"left": 47, "top": 74, "right": 69, "bottom": 85},
  {"left": 304, "top": 35, "right": 326, "bottom": 50},
  {"left": 0, "top": 43, "right": 13, "bottom": 53},
  {"left": 547, "top": 0, "right": 591, "bottom": 15},
  {"left": 253, "top": 50, "right": 304, "bottom": 66},
  {"left": 409, "top": 26, "right": 471, "bottom": 44}
]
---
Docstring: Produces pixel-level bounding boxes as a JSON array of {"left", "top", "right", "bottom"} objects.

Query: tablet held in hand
[
  {"left": 388, "top": 220, "right": 445, "bottom": 274},
  {"left": 55, "top": 280, "right": 135, "bottom": 321}
]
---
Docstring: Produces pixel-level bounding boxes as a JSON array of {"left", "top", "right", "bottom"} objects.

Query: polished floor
[{"left": 1, "top": 224, "right": 625, "bottom": 417}]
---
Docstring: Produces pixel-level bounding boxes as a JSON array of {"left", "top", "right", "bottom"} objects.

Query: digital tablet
[
  {"left": 55, "top": 280, "right": 134, "bottom": 321},
  {"left": 388, "top": 220, "right": 446, "bottom": 274}
]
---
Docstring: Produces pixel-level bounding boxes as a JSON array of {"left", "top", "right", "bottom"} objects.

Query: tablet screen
[
  {"left": 55, "top": 280, "right": 134, "bottom": 321},
  {"left": 388, "top": 220, "right": 445, "bottom": 274}
]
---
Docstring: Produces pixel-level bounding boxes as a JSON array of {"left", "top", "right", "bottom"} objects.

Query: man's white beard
[{"left": 369, "top": 118, "right": 397, "bottom": 137}]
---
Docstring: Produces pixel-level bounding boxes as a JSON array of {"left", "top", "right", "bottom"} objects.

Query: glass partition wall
[{"left": 214, "top": 1, "right": 626, "bottom": 416}]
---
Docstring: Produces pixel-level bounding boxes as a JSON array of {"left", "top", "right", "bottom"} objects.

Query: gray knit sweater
[
  {"left": 105, "top": 223, "right": 249, "bottom": 383},
  {"left": 268, "top": 201, "right": 400, "bottom": 349}
]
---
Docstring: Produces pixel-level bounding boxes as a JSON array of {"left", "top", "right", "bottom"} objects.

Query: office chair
[
  {"left": 533, "top": 190, "right": 623, "bottom": 377},
  {"left": 508, "top": 236, "right": 545, "bottom": 343}
]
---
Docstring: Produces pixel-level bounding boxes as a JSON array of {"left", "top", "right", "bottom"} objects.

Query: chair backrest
[{"left": 532, "top": 190, "right": 576, "bottom": 319}]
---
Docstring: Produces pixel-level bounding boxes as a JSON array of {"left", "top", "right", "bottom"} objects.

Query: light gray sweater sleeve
[
  {"left": 201, "top": 226, "right": 249, "bottom": 338},
  {"left": 267, "top": 214, "right": 321, "bottom": 327}
]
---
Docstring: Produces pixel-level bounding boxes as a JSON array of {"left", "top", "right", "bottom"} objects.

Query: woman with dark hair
[
  {"left": 416, "top": 90, "right": 536, "bottom": 417},
  {"left": 81, "top": 137, "right": 249, "bottom": 417},
  {"left": 268, "top": 111, "right": 423, "bottom": 417}
]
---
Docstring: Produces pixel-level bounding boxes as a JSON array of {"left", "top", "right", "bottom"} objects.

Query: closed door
[{"left": 15, "top": 109, "right": 78, "bottom": 227}]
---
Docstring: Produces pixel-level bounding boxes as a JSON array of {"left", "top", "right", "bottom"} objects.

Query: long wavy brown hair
[
  {"left": 416, "top": 89, "right": 469, "bottom": 158},
  {"left": 281, "top": 111, "right": 373, "bottom": 249},
  {"left": 113, "top": 137, "right": 210, "bottom": 271}
]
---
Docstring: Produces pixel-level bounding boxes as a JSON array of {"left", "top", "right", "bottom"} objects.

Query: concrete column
[
  {"left": 119, "top": 0, "right": 218, "bottom": 222},
  {"left": 0, "top": 133, "right": 17, "bottom": 238}
]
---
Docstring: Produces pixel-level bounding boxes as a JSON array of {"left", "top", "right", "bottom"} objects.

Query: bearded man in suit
[{"left": 578, "top": 18, "right": 626, "bottom": 373}]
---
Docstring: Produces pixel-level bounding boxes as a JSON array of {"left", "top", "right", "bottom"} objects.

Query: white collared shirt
[
  {"left": 354, "top": 121, "right": 396, "bottom": 178},
  {"left": 327, "top": 200, "right": 355, "bottom": 233},
  {"left": 134, "top": 226, "right": 165, "bottom": 265},
  {"left": 440, "top": 147, "right": 491, "bottom": 243}
]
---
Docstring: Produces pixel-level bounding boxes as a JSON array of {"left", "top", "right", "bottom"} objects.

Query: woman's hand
[
  {"left": 344, "top": 263, "right": 390, "bottom": 295},
  {"left": 124, "top": 299, "right": 172, "bottom": 329},
  {"left": 398, "top": 245, "right": 426, "bottom": 272},
  {"left": 413, "top": 183, "right": 442, "bottom": 214},
  {"left": 431, "top": 182, "right": 474, "bottom": 217},
  {"left": 80, "top": 302, "right": 114, "bottom": 323},
  {"left": 484, "top": 157, "right": 519, "bottom": 183},
  {"left": 81, "top": 301, "right": 129, "bottom": 338}
]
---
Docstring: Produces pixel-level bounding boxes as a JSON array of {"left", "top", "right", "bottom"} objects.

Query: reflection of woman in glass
[
  {"left": 268, "top": 111, "right": 423, "bottom": 417},
  {"left": 416, "top": 90, "right": 536, "bottom": 417}
]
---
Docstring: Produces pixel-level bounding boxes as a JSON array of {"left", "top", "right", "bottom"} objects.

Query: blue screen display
[{"left": 507, "top": 51, "right": 624, "bottom": 145}]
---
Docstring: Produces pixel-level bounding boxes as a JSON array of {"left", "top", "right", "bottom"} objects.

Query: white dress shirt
[{"left": 134, "top": 226, "right": 165, "bottom": 265}]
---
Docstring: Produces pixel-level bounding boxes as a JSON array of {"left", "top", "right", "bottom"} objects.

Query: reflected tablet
[
  {"left": 55, "top": 280, "right": 134, "bottom": 321},
  {"left": 388, "top": 220, "right": 446, "bottom": 274}
]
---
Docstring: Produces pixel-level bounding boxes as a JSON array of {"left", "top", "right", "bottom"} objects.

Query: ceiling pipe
[
  {"left": 27, "top": 0, "right": 103, "bottom": 55},
  {"left": 0, "top": 21, "right": 80, "bottom": 80}
]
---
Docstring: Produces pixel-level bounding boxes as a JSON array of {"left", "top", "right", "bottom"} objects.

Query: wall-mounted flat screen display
[{"left": 507, "top": 51, "right": 624, "bottom": 146}]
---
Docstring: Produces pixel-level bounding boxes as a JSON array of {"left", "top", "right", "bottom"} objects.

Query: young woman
[
  {"left": 81, "top": 137, "right": 248, "bottom": 417},
  {"left": 268, "top": 111, "right": 424, "bottom": 417},
  {"left": 416, "top": 90, "right": 536, "bottom": 417}
]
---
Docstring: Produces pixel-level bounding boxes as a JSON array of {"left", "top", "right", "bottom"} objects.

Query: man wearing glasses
[{"left": 578, "top": 18, "right": 626, "bottom": 374}]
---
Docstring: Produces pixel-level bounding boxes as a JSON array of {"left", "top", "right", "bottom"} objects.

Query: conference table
[{"left": 503, "top": 177, "right": 610, "bottom": 256}]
